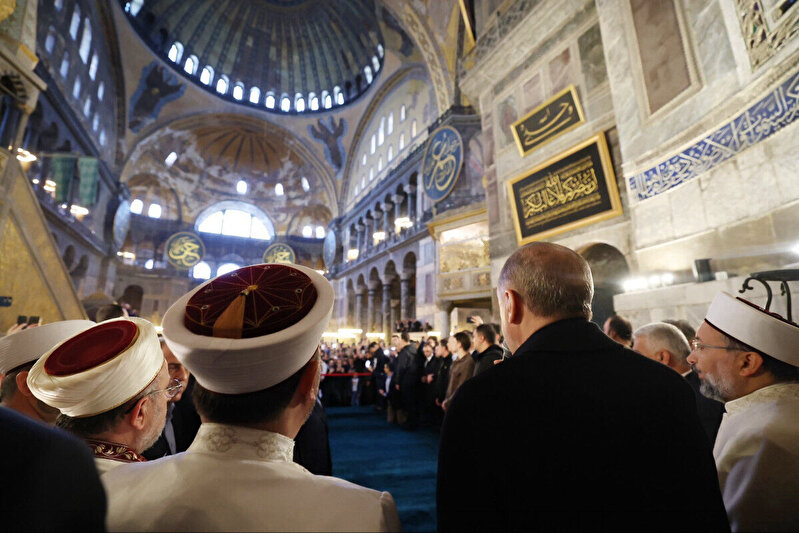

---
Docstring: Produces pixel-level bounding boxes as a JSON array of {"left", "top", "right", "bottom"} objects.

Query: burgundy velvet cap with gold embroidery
[
  {"left": 27, "top": 318, "right": 164, "bottom": 417},
  {"left": 162, "top": 263, "right": 334, "bottom": 394}
]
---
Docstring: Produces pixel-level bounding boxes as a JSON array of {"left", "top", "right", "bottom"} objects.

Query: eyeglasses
[
  {"left": 149, "top": 378, "right": 183, "bottom": 400},
  {"left": 690, "top": 339, "right": 741, "bottom": 352}
]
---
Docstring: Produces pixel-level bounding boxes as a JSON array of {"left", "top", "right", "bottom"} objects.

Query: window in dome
[
  {"left": 232, "top": 83, "right": 244, "bottom": 101},
  {"left": 354, "top": 183, "right": 359, "bottom": 195},
  {"left": 216, "top": 75, "right": 229, "bottom": 94},
  {"left": 221, "top": 209, "right": 250, "bottom": 237},
  {"left": 200, "top": 65, "right": 214, "bottom": 85},
  {"left": 388, "top": 112, "right": 394, "bottom": 134},
  {"left": 184, "top": 55, "right": 198, "bottom": 75},
  {"left": 72, "top": 78, "right": 81, "bottom": 98},
  {"left": 250, "top": 217, "right": 270, "bottom": 239},
  {"left": 301, "top": 177, "right": 310, "bottom": 192},
  {"left": 302, "top": 225, "right": 313, "bottom": 238},
  {"left": 69, "top": 5, "right": 80, "bottom": 39},
  {"left": 165, "top": 151, "right": 178, "bottom": 167},
  {"left": 362, "top": 154, "right": 366, "bottom": 166},
  {"left": 130, "top": 199, "right": 144, "bottom": 214},
  {"left": 265, "top": 92, "right": 276, "bottom": 109},
  {"left": 144, "top": 259, "right": 154, "bottom": 270},
  {"left": 378, "top": 156, "right": 383, "bottom": 172},
  {"left": 89, "top": 53, "right": 98, "bottom": 80},
  {"left": 370, "top": 134, "right": 376, "bottom": 154},
  {"left": 372, "top": 55, "right": 380, "bottom": 72},
  {"left": 45, "top": 28, "right": 56, "bottom": 53},
  {"left": 400, "top": 104, "right": 406, "bottom": 122},
  {"left": 334, "top": 86, "right": 343, "bottom": 105},
  {"left": 369, "top": 167, "right": 374, "bottom": 181},
  {"left": 412, "top": 119, "right": 417, "bottom": 137},
  {"left": 236, "top": 180, "right": 247, "bottom": 194},
  {"left": 195, "top": 204, "right": 275, "bottom": 240},
  {"left": 54, "top": 0, "right": 63, "bottom": 10},
  {"left": 399, "top": 133, "right": 405, "bottom": 150},
  {"left": 79, "top": 21, "right": 91, "bottom": 63},
  {"left": 387, "top": 145, "right": 393, "bottom": 161},
  {"left": 249, "top": 87, "right": 261, "bottom": 104},
  {"left": 364, "top": 66, "right": 373, "bottom": 84},
  {"left": 148, "top": 203, "right": 162, "bottom": 218},
  {"left": 83, "top": 97, "right": 91, "bottom": 117},
  {"left": 197, "top": 210, "right": 223, "bottom": 233},
  {"left": 322, "top": 91, "right": 332, "bottom": 109},
  {"left": 192, "top": 262, "right": 211, "bottom": 280},
  {"left": 378, "top": 117, "right": 385, "bottom": 146},
  {"left": 127, "top": 0, "right": 144, "bottom": 16},
  {"left": 362, "top": 176, "right": 366, "bottom": 188},
  {"left": 168, "top": 42, "right": 184, "bottom": 63},
  {"left": 377, "top": 44, "right": 384, "bottom": 58},
  {"left": 295, "top": 93, "right": 306, "bottom": 113},
  {"left": 99, "top": 129, "right": 106, "bottom": 146},
  {"left": 280, "top": 94, "right": 290, "bottom": 112},
  {"left": 97, "top": 82, "right": 105, "bottom": 101},
  {"left": 217, "top": 263, "right": 240, "bottom": 276},
  {"left": 60, "top": 52, "right": 69, "bottom": 77},
  {"left": 275, "top": 183, "right": 284, "bottom": 196},
  {"left": 315, "top": 226, "right": 326, "bottom": 239},
  {"left": 309, "top": 92, "right": 319, "bottom": 111},
  {"left": 92, "top": 113, "right": 99, "bottom": 132}
]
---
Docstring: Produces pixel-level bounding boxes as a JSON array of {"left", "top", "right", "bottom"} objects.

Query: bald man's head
[{"left": 498, "top": 242, "right": 594, "bottom": 321}]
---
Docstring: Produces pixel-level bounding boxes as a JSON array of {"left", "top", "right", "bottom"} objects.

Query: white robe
[
  {"left": 714, "top": 382, "right": 799, "bottom": 532},
  {"left": 94, "top": 457, "right": 124, "bottom": 475},
  {"left": 103, "top": 423, "right": 401, "bottom": 532}
]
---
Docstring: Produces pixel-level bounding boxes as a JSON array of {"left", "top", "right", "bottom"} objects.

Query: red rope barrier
[{"left": 321, "top": 372, "right": 373, "bottom": 377}]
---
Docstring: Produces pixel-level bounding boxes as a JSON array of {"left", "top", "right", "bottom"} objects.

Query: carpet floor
[{"left": 326, "top": 406, "right": 440, "bottom": 532}]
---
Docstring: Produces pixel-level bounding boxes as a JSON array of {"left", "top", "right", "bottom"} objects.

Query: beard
[
  {"left": 138, "top": 401, "right": 168, "bottom": 453},
  {"left": 699, "top": 374, "right": 732, "bottom": 403}
]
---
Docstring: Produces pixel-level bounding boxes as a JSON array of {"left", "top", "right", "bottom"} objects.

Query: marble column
[
  {"left": 355, "top": 223, "right": 365, "bottom": 259},
  {"left": 436, "top": 300, "right": 454, "bottom": 337},
  {"left": 383, "top": 201, "right": 394, "bottom": 237},
  {"left": 400, "top": 276, "right": 413, "bottom": 320},
  {"left": 366, "top": 285, "right": 377, "bottom": 331},
  {"left": 355, "top": 290, "right": 365, "bottom": 331},
  {"left": 382, "top": 279, "right": 393, "bottom": 339},
  {"left": 393, "top": 193, "right": 404, "bottom": 221},
  {"left": 404, "top": 184, "right": 417, "bottom": 222}
]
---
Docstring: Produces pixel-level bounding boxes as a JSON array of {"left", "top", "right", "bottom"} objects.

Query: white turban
[
  {"left": 0, "top": 320, "right": 94, "bottom": 375},
  {"left": 27, "top": 317, "right": 164, "bottom": 417}
]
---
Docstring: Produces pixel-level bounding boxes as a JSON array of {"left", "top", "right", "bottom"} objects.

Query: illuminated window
[
  {"left": 92, "top": 113, "right": 99, "bottom": 131},
  {"left": 412, "top": 119, "right": 417, "bottom": 137},
  {"left": 378, "top": 156, "right": 383, "bottom": 172},
  {"left": 217, "top": 263, "right": 240, "bottom": 276},
  {"left": 275, "top": 183, "right": 284, "bottom": 196},
  {"left": 196, "top": 202, "right": 275, "bottom": 240},
  {"left": 388, "top": 112, "right": 394, "bottom": 134},
  {"left": 372, "top": 55, "right": 380, "bottom": 72},
  {"left": 127, "top": 0, "right": 143, "bottom": 16},
  {"left": 89, "top": 53, "right": 98, "bottom": 80},
  {"left": 192, "top": 261, "right": 211, "bottom": 280},
  {"left": 400, "top": 104, "right": 406, "bottom": 122},
  {"left": 130, "top": 199, "right": 144, "bottom": 214},
  {"left": 364, "top": 66, "right": 373, "bottom": 84},
  {"left": 362, "top": 154, "right": 367, "bottom": 166},
  {"left": 265, "top": 92, "right": 276, "bottom": 109},
  {"left": 236, "top": 180, "right": 247, "bottom": 194},
  {"left": 315, "top": 226, "right": 326, "bottom": 239},
  {"left": 79, "top": 21, "right": 91, "bottom": 63},
  {"left": 232, "top": 83, "right": 244, "bottom": 101},
  {"left": 295, "top": 93, "right": 305, "bottom": 112},
  {"left": 144, "top": 259, "right": 154, "bottom": 270},
  {"left": 378, "top": 117, "right": 385, "bottom": 145},
  {"left": 249, "top": 87, "right": 260, "bottom": 104},
  {"left": 322, "top": 90, "right": 332, "bottom": 109},
  {"left": 370, "top": 135, "right": 376, "bottom": 154},
  {"left": 280, "top": 94, "right": 290, "bottom": 112},
  {"left": 334, "top": 86, "right": 343, "bottom": 106},
  {"left": 309, "top": 92, "right": 319, "bottom": 111},
  {"left": 54, "top": 0, "right": 63, "bottom": 11},
  {"left": 165, "top": 152, "right": 178, "bottom": 167},
  {"left": 72, "top": 78, "right": 81, "bottom": 98},
  {"left": 399, "top": 133, "right": 405, "bottom": 150},
  {"left": 216, "top": 75, "right": 229, "bottom": 94},
  {"left": 69, "top": 5, "right": 80, "bottom": 39},
  {"left": 99, "top": 129, "right": 106, "bottom": 146},
  {"left": 184, "top": 55, "right": 198, "bottom": 75},
  {"left": 302, "top": 225, "right": 313, "bottom": 238},
  {"left": 83, "top": 97, "right": 91, "bottom": 117},
  {"left": 200, "top": 65, "right": 214, "bottom": 85},
  {"left": 301, "top": 177, "right": 310, "bottom": 192},
  {"left": 221, "top": 209, "right": 250, "bottom": 237},
  {"left": 147, "top": 203, "right": 162, "bottom": 219},
  {"left": 45, "top": 28, "right": 56, "bottom": 53},
  {"left": 97, "top": 82, "right": 104, "bottom": 101},
  {"left": 377, "top": 44, "right": 384, "bottom": 58},
  {"left": 168, "top": 42, "right": 184, "bottom": 63},
  {"left": 387, "top": 145, "right": 393, "bottom": 161},
  {"left": 369, "top": 167, "right": 374, "bottom": 181},
  {"left": 60, "top": 51, "right": 69, "bottom": 78}
]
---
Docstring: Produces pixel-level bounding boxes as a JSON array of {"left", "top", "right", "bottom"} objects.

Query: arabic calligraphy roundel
[
  {"left": 165, "top": 232, "right": 206, "bottom": 270},
  {"left": 263, "top": 243, "right": 296, "bottom": 265},
  {"left": 421, "top": 126, "right": 464, "bottom": 202}
]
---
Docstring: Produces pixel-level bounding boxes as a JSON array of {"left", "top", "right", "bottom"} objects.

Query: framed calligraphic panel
[
  {"left": 263, "top": 243, "right": 296, "bottom": 264},
  {"left": 165, "top": 232, "right": 205, "bottom": 270},
  {"left": 511, "top": 85, "right": 585, "bottom": 157},
  {"left": 421, "top": 126, "right": 464, "bottom": 202},
  {"left": 506, "top": 132, "right": 622, "bottom": 245}
]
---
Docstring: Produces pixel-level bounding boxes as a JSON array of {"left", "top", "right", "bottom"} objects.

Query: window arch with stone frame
[
  {"left": 285, "top": 205, "right": 332, "bottom": 240},
  {"left": 195, "top": 201, "right": 275, "bottom": 241}
]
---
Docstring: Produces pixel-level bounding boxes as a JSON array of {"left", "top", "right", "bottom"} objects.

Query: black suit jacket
[
  {"left": 685, "top": 370, "right": 725, "bottom": 445},
  {"left": 293, "top": 399, "right": 332, "bottom": 475},
  {"left": 0, "top": 407, "right": 106, "bottom": 531},
  {"left": 437, "top": 318, "right": 729, "bottom": 532}
]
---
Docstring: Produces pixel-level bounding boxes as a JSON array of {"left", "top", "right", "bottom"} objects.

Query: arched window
[
  {"left": 377, "top": 44, "right": 384, "bottom": 58},
  {"left": 280, "top": 94, "right": 290, "bottom": 112},
  {"left": 334, "top": 86, "right": 343, "bottom": 105},
  {"left": 315, "top": 226, "right": 326, "bottom": 239},
  {"left": 130, "top": 198, "right": 144, "bottom": 214},
  {"left": 369, "top": 167, "right": 374, "bottom": 181},
  {"left": 388, "top": 112, "right": 394, "bottom": 135},
  {"left": 83, "top": 97, "right": 91, "bottom": 117},
  {"left": 184, "top": 55, "right": 198, "bottom": 75},
  {"left": 362, "top": 154, "right": 366, "bottom": 166},
  {"left": 232, "top": 83, "right": 244, "bottom": 101},
  {"left": 372, "top": 55, "right": 380, "bottom": 72},
  {"left": 69, "top": 5, "right": 81, "bottom": 39},
  {"left": 412, "top": 119, "right": 417, "bottom": 137},
  {"left": 72, "top": 77, "right": 81, "bottom": 98},
  {"left": 92, "top": 113, "right": 99, "bottom": 131},
  {"left": 192, "top": 261, "right": 211, "bottom": 280},
  {"left": 295, "top": 93, "right": 305, "bottom": 112},
  {"left": 127, "top": 0, "right": 144, "bottom": 16},
  {"left": 99, "top": 129, "right": 106, "bottom": 146},
  {"left": 301, "top": 177, "right": 310, "bottom": 192},
  {"left": 400, "top": 104, "right": 406, "bottom": 122},
  {"left": 147, "top": 203, "right": 162, "bottom": 218},
  {"left": 236, "top": 179, "right": 247, "bottom": 194},
  {"left": 60, "top": 51, "right": 69, "bottom": 77},
  {"left": 89, "top": 53, "right": 98, "bottom": 80},
  {"left": 168, "top": 42, "right": 184, "bottom": 63},
  {"left": 97, "top": 82, "right": 104, "bottom": 101},
  {"left": 275, "top": 183, "right": 284, "bottom": 196},
  {"left": 217, "top": 263, "right": 240, "bottom": 276},
  {"left": 322, "top": 90, "right": 332, "bottom": 109},
  {"left": 265, "top": 92, "right": 276, "bottom": 109},
  {"left": 200, "top": 65, "right": 214, "bottom": 85},
  {"left": 378, "top": 156, "right": 383, "bottom": 172},
  {"left": 364, "top": 66, "right": 373, "bottom": 84},
  {"left": 79, "top": 20, "right": 91, "bottom": 62},
  {"left": 216, "top": 75, "right": 229, "bottom": 94},
  {"left": 387, "top": 145, "right": 393, "bottom": 161},
  {"left": 249, "top": 87, "right": 261, "bottom": 104},
  {"left": 45, "top": 28, "right": 56, "bottom": 53},
  {"left": 144, "top": 259, "right": 154, "bottom": 270},
  {"left": 195, "top": 201, "right": 275, "bottom": 240},
  {"left": 165, "top": 152, "right": 178, "bottom": 167},
  {"left": 370, "top": 134, "right": 376, "bottom": 154},
  {"left": 55, "top": 0, "right": 63, "bottom": 11},
  {"left": 309, "top": 92, "right": 319, "bottom": 111},
  {"left": 302, "top": 225, "right": 313, "bottom": 238},
  {"left": 378, "top": 117, "right": 385, "bottom": 145},
  {"left": 399, "top": 133, "right": 405, "bottom": 150}
]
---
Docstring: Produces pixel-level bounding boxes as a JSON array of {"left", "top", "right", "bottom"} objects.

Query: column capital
[
  {"left": 404, "top": 184, "right": 416, "bottom": 194},
  {"left": 392, "top": 193, "right": 404, "bottom": 204}
]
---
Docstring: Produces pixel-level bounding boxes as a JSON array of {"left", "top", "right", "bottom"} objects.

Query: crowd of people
[{"left": 1, "top": 242, "right": 798, "bottom": 532}]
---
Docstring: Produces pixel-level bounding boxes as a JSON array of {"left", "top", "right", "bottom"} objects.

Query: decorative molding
[
  {"left": 629, "top": 68, "right": 799, "bottom": 202},
  {"left": 736, "top": 0, "right": 799, "bottom": 69}
]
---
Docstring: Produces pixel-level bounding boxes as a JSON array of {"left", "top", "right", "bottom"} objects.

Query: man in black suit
[
  {"left": 1, "top": 406, "right": 106, "bottom": 530},
  {"left": 392, "top": 332, "right": 420, "bottom": 428},
  {"left": 293, "top": 398, "right": 332, "bottom": 475},
  {"left": 437, "top": 242, "right": 729, "bottom": 532}
]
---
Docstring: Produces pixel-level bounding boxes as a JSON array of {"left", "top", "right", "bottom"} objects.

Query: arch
[
  {"left": 295, "top": 93, "right": 305, "bottom": 112},
  {"left": 168, "top": 41, "right": 184, "bottom": 63},
  {"left": 127, "top": 174, "right": 182, "bottom": 221},
  {"left": 249, "top": 86, "right": 261, "bottom": 104},
  {"left": 577, "top": 243, "right": 630, "bottom": 328},
  {"left": 216, "top": 75, "right": 229, "bottom": 94},
  {"left": 184, "top": 54, "right": 198, "bottom": 75},
  {"left": 195, "top": 201, "right": 275, "bottom": 240},
  {"left": 265, "top": 91, "right": 276, "bottom": 109},
  {"left": 232, "top": 82, "right": 244, "bottom": 101},
  {"left": 200, "top": 65, "right": 214, "bottom": 85}
]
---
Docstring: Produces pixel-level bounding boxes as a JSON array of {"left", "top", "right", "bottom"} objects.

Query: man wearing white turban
[{"left": 27, "top": 317, "right": 174, "bottom": 474}]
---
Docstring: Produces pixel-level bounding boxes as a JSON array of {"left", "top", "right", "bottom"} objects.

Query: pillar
[
  {"left": 404, "top": 184, "right": 417, "bottom": 222},
  {"left": 367, "top": 285, "right": 377, "bottom": 331},
  {"left": 400, "top": 276, "right": 412, "bottom": 321},
  {"left": 383, "top": 201, "right": 394, "bottom": 237},
  {"left": 355, "top": 290, "right": 365, "bottom": 331},
  {"left": 382, "top": 279, "right": 393, "bottom": 339}
]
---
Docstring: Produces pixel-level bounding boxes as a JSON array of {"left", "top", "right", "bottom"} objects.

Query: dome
[{"left": 122, "top": 0, "right": 385, "bottom": 114}]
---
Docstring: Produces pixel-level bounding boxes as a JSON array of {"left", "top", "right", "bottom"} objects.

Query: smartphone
[
  {"left": 466, "top": 316, "right": 474, "bottom": 324},
  {"left": 17, "top": 315, "right": 27, "bottom": 325},
  {"left": 27, "top": 316, "right": 40, "bottom": 325}
]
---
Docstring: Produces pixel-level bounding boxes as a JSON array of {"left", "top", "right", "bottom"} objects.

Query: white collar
[
  {"left": 188, "top": 423, "right": 295, "bottom": 462},
  {"left": 725, "top": 382, "right": 799, "bottom": 416}
]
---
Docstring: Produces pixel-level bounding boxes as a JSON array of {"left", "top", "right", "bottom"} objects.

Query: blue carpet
[{"left": 327, "top": 406, "right": 439, "bottom": 532}]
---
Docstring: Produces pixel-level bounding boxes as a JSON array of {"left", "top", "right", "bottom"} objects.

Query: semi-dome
[{"left": 122, "top": 0, "right": 385, "bottom": 114}]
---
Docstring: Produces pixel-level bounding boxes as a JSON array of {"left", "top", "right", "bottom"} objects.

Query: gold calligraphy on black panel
[
  {"left": 167, "top": 233, "right": 205, "bottom": 269},
  {"left": 512, "top": 86, "right": 585, "bottom": 157},
  {"left": 518, "top": 156, "right": 600, "bottom": 226}
]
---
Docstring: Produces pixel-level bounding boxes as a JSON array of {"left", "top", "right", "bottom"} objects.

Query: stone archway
[{"left": 578, "top": 243, "right": 630, "bottom": 328}]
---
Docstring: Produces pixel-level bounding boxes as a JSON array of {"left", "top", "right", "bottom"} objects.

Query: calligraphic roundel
[
  {"left": 184, "top": 264, "right": 318, "bottom": 338},
  {"left": 44, "top": 321, "right": 139, "bottom": 376},
  {"left": 421, "top": 125, "right": 464, "bottom": 202}
]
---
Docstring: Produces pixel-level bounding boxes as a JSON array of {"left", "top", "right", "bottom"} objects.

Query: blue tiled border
[{"left": 629, "top": 69, "right": 799, "bottom": 201}]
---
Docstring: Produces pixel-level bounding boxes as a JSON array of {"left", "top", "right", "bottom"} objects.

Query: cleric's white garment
[
  {"left": 714, "top": 382, "right": 799, "bottom": 532},
  {"left": 103, "top": 423, "right": 401, "bottom": 532},
  {"left": 94, "top": 457, "right": 124, "bottom": 475}
]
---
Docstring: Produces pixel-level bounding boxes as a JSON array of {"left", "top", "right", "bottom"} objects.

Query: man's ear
[
  {"left": 503, "top": 288, "right": 524, "bottom": 325},
  {"left": 126, "top": 395, "right": 150, "bottom": 431},
  {"left": 291, "top": 357, "right": 321, "bottom": 407},
  {"left": 738, "top": 350, "right": 765, "bottom": 377}
]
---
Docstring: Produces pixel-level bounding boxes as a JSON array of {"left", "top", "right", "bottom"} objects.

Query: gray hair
[
  {"left": 498, "top": 242, "right": 594, "bottom": 320},
  {"left": 633, "top": 322, "right": 690, "bottom": 364}
]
